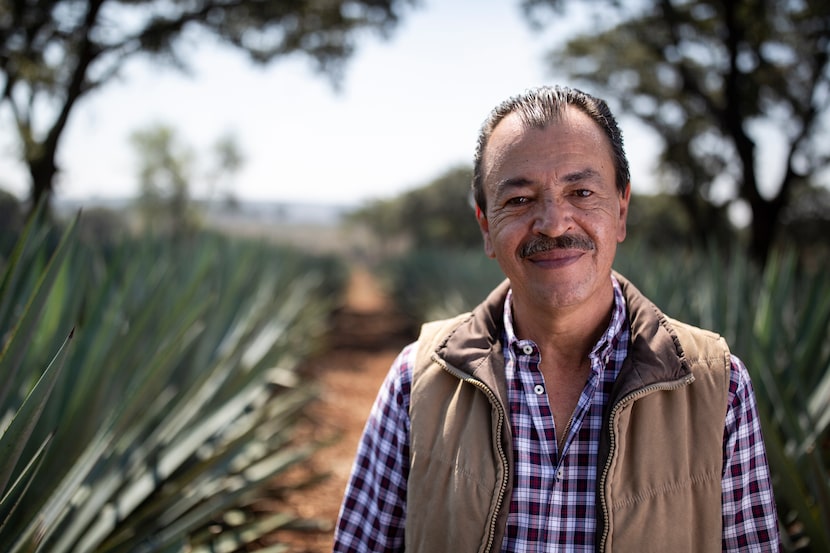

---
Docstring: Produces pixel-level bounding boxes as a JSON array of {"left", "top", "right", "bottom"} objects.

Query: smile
[{"left": 524, "top": 249, "right": 586, "bottom": 268}]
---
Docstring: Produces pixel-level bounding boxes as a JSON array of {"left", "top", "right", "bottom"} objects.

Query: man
[{"left": 334, "top": 86, "right": 779, "bottom": 552}]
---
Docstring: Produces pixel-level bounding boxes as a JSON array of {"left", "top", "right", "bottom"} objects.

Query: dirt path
[{"left": 257, "top": 266, "right": 415, "bottom": 552}]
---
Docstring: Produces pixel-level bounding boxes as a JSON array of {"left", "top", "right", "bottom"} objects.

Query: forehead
[{"left": 481, "top": 107, "right": 613, "bottom": 183}]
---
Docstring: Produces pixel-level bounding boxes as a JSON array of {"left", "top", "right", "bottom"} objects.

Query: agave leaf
[
  {"left": 99, "top": 427, "right": 253, "bottom": 548},
  {"left": 0, "top": 329, "right": 74, "bottom": 496},
  {"left": 52, "top": 371, "right": 286, "bottom": 552},
  {"left": 102, "top": 384, "right": 317, "bottom": 553},
  {"left": 66, "top": 284, "right": 319, "bottom": 550},
  {"left": 109, "top": 294, "right": 211, "bottom": 438},
  {"left": 805, "top": 446, "right": 830, "bottom": 545},
  {"left": 46, "top": 461, "right": 129, "bottom": 553},
  {"left": 39, "top": 305, "right": 212, "bottom": 553},
  {"left": 54, "top": 258, "right": 133, "bottom": 437},
  {"left": 0, "top": 212, "right": 78, "bottom": 411},
  {"left": 134, "top": 387, "right": 314, "bottom": 534},
  {"left": 104, "top": 273, "right": 211, "bottom": 419},
  {"left": 141, "top": 287, "right": 282, "bottom": 455},
  {"left": 34, "top": 419, "right": 162, "bottom": 553},
  {"left": 794, "top": 278, "right": 830, "bottom": 391},
  {"left": 222, "top": 545, "right": 290, "bottom": 553},
  {"left": 0, "top": 433, "right": 52, "bottom": 534},
  {"left": 808, "top": 369, "right": 830, "bottom": 437},
  {"left": 0, "top": 200, "right": 49, "bottom": 333},
  {"left": 190, "top": 512, "right": 296, "bottom": 553},
  {"left": 144, "top": 445, "right": 317, "bottom": 553},
  {"left": 759, "top": 405, "right": 830, "bottom": 551},
  {"left": 751, "top": 261, "right": 809, "bottom": 451},
  {"left": 53, "top": 241, "right": 196, "bottom": 463},
  {"left": 100, "top": 443, "right": 315, "bottom": 553},
  {"left": 11, "top": 412, "right": 122, "bottom": 553},
  {"left": 1, "top": 229, "right": 347, "bottom": 552}
]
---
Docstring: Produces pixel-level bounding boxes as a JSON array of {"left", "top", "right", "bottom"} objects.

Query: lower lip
[{"left": 527, "top": 251, "right": 585, "bottom": 269}]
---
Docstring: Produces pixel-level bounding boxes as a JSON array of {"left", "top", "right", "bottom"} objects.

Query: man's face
[{"left": 476, "top": 107, "right": 630, "bottom": 314}]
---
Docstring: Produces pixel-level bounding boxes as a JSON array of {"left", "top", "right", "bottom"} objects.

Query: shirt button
[
  {"left": 557, "top": 468, "right": 564, "bottom": 480},
  {"left": 533, "top": 384, "right": 545, "bottom": 395},
  {"left": 522, "top": 344, "right": 534, "bottom": 355}
]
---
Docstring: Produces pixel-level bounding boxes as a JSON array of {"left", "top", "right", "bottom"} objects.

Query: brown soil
[{"left": 254, "top": 265, "right": 415, "bottom": 552}]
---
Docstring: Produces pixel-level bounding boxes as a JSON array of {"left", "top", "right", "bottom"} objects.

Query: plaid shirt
[{"left": 334, "top": 278, "right": 780, "bottom": 552}]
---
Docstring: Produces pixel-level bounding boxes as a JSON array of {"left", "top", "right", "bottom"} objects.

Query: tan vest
[{"left": 406, "top": 274, "right": 730, "bottom": 553}]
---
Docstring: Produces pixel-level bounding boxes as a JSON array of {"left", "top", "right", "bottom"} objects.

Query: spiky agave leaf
[{"left": 0, "top": 224, "right": 346, "bottom": 552}]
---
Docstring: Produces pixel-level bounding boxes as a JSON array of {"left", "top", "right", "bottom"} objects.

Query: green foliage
[
  {"left": 523, "top": 0, "right": 830, "bottom": 263},
  {"left": 130, "top": 124, "right": 195, "bottom": 231},
  {"left": 377, "top": 248, "right": 504, "bottom": 325},
  {"left": 0, "top": 213, "right": 348, "bottom": 551},
  {"left": 206, "top": 133, "right": 246, "bottom": 205},
  {"left": 625, "top": 192, "right": 698, "bottom": 250},
  {"left": 348, "top": 165, "right": 482, "bottom": 251}
]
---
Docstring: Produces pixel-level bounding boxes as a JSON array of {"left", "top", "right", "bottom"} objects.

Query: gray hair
[{"left": 472, "top": 86, "right": 630, "bottom": 210}]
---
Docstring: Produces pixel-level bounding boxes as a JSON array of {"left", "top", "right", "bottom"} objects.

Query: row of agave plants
[
  {"left": 0, "top": 209, "right": 348, "bottom": 552},
  {"left": 379, "top": 240, "right": 830, "bottom": 552}
]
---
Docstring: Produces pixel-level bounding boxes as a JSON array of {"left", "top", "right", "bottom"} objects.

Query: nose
[{"left": 532, "top": 196, "right": 573, "bottom": 237}]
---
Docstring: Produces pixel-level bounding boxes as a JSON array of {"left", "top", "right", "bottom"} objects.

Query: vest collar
[{"left": 433, "top": 272, "right": 691, "bottom": 399}]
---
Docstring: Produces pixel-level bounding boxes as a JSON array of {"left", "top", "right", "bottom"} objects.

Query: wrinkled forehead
[{"left": 481, "top": 108, "right": 608, "bottom": 175}]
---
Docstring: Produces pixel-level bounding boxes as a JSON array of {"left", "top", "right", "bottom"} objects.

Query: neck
[{"left": 511, "top": 284, "right": 614, "bottom": 368}]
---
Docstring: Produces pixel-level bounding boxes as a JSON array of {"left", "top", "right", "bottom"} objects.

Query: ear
[
  {"left": 617, "top": 182, "right": 631, "bottom": 243},
  {"left": 476, "top": 205, "right": 496, "bottom": 258}
]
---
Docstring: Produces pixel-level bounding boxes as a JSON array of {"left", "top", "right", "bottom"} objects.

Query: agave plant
[{"left": 0, "top": 211, "right": 347, "bottom": 552}]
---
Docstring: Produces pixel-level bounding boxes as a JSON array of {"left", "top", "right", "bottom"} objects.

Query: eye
[
  {"left": 574, "top": 189, "right": 592, "bottom": 198},
  {"left": 506, "top": 196, "right": 530, "bottom": 206}
]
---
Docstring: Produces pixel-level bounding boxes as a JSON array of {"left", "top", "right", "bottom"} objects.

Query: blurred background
[{"left": 1, "top": 0, "right": 828, "bottom": 551}]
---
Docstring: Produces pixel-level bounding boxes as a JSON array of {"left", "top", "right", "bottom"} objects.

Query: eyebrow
[
  {"left": 562, "top": 168, "right": 602, "bottom": 183},
  {"left": 495, "top": 168, "right": 602, "bottom": 192},
  {"left": 495, "top": 176, "right": 533, "bottom": 191},
  {"left": 492, "top": 177, "right": 533, "bottom": 201}
]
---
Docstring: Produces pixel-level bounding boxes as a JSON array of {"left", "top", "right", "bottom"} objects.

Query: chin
[{"left": 533, "top": 272, "right": 600, "bottom": 308}]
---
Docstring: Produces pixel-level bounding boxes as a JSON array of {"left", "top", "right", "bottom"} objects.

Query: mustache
[{"left": 519, "top": 234, "right": 595, "bottom": 258}]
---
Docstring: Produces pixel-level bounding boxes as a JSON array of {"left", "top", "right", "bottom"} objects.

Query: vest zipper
[
  {"left": 597, "top": 374, "right": 694, "bottom": 552},
  {"left": 441, "top": 364, "right": 509, "bottom": 553}
]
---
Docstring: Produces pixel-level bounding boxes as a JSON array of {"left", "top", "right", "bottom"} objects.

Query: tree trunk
[
  {"left": 27, "top": 151, "right": 58, "bottom": 216},
  {"left": 748, "top": 196, "right": 782, "bottom": 267}
]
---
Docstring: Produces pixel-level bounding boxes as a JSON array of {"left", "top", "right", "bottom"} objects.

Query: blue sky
[{"left": 0, "top": 0, "right": 661, "bottom": 206}]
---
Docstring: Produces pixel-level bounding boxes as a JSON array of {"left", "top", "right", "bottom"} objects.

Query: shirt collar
[{"left": 503, "top": 275, "right": 627, "bottom": 364}]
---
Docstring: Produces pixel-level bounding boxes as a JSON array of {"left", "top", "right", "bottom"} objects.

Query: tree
[
  {"left": 0, "top": 0, "right": 413, "bottom": 210},
  {"left": 348, "top": 165, "right": 482, "bottom": 251},
  {"left": 131, "top": 124, "right": 195, "bottom": 234},
  {"left": 206, "top": 132, "right": 245, "bottom": 203},
  {"left": 522, "top": 0, "right": 830, "bottom": 264}
]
